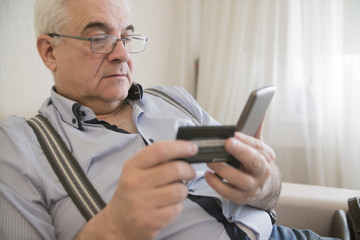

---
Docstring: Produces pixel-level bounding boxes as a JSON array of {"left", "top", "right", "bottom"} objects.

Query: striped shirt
[{"left": 0, "top": 86, "right": 272, "bottom": 239}]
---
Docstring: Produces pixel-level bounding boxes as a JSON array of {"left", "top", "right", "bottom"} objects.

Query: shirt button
[
  {"left": 149, "top": 138, "right": 154, "bottom": 143},
  {"left": 72, "top": 119, "right": 76, "bottom": 124}
]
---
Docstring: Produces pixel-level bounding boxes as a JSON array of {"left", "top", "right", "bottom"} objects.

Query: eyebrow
[{"left": 82, "top": 22, "right": 135, "bottom": 33}]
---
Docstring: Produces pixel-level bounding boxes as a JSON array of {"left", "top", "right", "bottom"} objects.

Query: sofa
[{"left": 276, "top": 182, "right": 360, "bottom": 238}]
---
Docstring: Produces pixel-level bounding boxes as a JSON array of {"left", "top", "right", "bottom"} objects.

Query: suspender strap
[
  {"left": 26, "top": 89, "right": 200, "bottom": 221},
  {"left": 27, "top": 114, "right": 106, "bottom": 221},
  {"left": 144, "top": 88, "right": 201, "bottom": 126},
  {"left": 188, "top": 194, "right": 250, "bottom": 240}
]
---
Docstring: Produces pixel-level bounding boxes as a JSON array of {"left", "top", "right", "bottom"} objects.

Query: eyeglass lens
[{"left": 91, "top": 35, "right": 146, "bottom": 54}]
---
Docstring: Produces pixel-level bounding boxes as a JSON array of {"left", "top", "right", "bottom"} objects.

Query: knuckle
[
  {"left": 121, "top": 160, "right": 132, "bottom": 173},
  {"left": 250, "top": 154, "right": 262, "bottom": 168},
  {"left": 263, "top": 165, "right": 271, "bottom": 179},
  {"left": 241, "top": 176, "right": 257, "bottom": 190},
  {"left": 129, "top": 197, "right": 145, "bottom": 212},
  {"left": 153, "top": 142, "right": 169, "bottom": 157},
  {"left": 170, "top": 162, "right": 188, "bottom": 179},
  {"left": 122, "top": 174, "right": 142, "bottom": 190},
  {"left": 168, "top": 203, "right": 184, "bottom": 220},
  {"left": 252, "top": 138, "right": 264, "bottom": 150},
  {"left": 243, "top": 182, "right": 262, "bottom": 200},
  {"left": 172, "top": 162, "right": 184, "bottom": 176},
  {"left": 261, "top": 143, "right": 276, "bottom": 162},
  {"left": 268, "top": 148, "right": 276, "bottom": 161},
  {"left": 247, "top": 188, "right": 262, "bottom": 202},
  {"left": 171, "top": 183, "right": 188, "bottom": 199}
]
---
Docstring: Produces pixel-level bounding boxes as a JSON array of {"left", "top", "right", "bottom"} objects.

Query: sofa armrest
[{"left": 275, "top": 182, "right": 360, "bottom": 237}]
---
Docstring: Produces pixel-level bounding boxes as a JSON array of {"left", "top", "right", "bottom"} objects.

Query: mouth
[{"left": 104, "top": 73, "right": 127, "bottom": 78}]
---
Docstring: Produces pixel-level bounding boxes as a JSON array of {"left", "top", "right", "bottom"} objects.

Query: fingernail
[
  {"left": 189, "top": 142, "right": 198, "bottom": 154},
  {"left": 229, "top": 138, "right": 238, "bottom": 148},
  {"left": 234, "top": 132, "right": 245, "bottom": 138}
]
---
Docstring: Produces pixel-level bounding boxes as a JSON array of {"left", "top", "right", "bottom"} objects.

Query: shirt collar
[
  {"left": 40, "top": 87, "right": 96, "bottom": 130},
  {"left": 40, "top": 86, "right": 146, "bottom": 131}
]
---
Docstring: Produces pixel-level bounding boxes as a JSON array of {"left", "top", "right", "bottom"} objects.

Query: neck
[{"left": 95, "top": 100, "right": 138, "bottom": 134}]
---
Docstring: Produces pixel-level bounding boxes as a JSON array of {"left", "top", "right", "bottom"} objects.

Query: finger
[
  {"left": 223, "top": 137, "right": 268, "bottom": 176},
  {"left": 147, "top": 161, "right": 196, "bottom": 187},
  {"left": 206, "top": 161, "right": 263, "bottom": 192},
  {"left": 233, "top": 132, "right": 276, "bottom": 164},
  {"left": 127, "top": 202, "right": 184, "bottom": 239},
  {"left": 204, "top": 171, "right": 256, "bottom": 205},
  {"left": 151, "top": 201, "right": 184, "bottom": 230},
  {"left": 131, "top": 140, "right": 198, "bottom": 169},
  {"left": 113, "top": 181, "right": 188, "bottom": 219},
  {"left": 150, "top": 182, "right": 189, "bottom": 208},
  {"left": 234, "top": 132, "right": 264, "bottom": 150}
]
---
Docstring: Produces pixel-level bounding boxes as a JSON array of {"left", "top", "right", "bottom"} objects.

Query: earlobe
[{"left": 37, "top": 35, "right": 57, "bottom": 72}]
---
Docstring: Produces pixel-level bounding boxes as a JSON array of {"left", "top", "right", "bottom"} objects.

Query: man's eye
[
  {"left": 125, "top": 37, "right": 132, "bottom": 44},
  {"left": 92, "top": 36, "right": 107, "bottom": 43}
]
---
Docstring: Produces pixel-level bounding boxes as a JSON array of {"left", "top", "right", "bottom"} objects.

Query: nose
[{"left": 107, "top": 39, "right": 130, "bottom": 63}]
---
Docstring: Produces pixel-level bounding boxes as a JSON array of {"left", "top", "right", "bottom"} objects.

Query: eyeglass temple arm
[{"left": 47, "top": 33, "right": 91, "bottom": 41}]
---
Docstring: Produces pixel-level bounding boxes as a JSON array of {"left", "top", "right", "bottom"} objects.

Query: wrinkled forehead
[{"left": 65, "top": 0, "right": 131, "bottom": 34}]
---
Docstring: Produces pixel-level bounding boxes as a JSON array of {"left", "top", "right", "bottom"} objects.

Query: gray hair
[
  {"left": 34, "top": 0, "right": 130, "bottom": 44},
  {"left": 34, "top": 0, "right": 69, "bottom": 44}
]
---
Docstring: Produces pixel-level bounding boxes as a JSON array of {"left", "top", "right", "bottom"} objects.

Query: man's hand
[
  {"left": 205, "top": 131, "right": 281, "bottom": 210},
  {"left": 76, "top": 140, "right": 197, "bottom": 240}
]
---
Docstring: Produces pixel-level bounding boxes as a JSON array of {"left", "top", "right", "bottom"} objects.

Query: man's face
[{"left": 52, "top": 0, "right": 133, "bottom": 113}]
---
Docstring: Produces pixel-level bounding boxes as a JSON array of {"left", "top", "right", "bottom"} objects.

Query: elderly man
[{"left": 1, "top": 0, "right": 336, "bottom": 239}]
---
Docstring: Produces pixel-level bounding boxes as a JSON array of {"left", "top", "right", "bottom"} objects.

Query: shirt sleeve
[{"left": 0, "top": 116, "right": 56, "bottom": 239}]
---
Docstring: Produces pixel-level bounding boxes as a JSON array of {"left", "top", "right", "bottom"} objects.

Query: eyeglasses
[{"left": 48, "top": 33, "right": 148, "bottom": 54}]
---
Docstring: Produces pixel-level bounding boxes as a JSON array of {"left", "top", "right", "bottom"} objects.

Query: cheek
[
  {"left": 56, "top": 57, "right": 101, "bottom": 92},
  {"left": 72, "top": 56, "right": 104, "bottom": 83},
  {"left": 126, "top": 59, "right": 134, "bottom": 86},
  {"left": 128, "top": 59, "right": 134, "bottom": 73}
]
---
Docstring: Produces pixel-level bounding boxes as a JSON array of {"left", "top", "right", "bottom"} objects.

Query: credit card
[{"left": 176, "top": 126, "right": 240, "bottom": 168}]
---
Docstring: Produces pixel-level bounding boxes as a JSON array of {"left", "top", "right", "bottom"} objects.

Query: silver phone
[
  {"left": 176, "top": 86, "right": 275, "bottom": 167},
  {"left": 235, "top": 86, "right": 276, "bottom": 136}
]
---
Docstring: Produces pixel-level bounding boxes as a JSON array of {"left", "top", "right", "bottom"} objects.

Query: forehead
[{"left": 65, "top": 0, "right": 130, "bottom": 33}]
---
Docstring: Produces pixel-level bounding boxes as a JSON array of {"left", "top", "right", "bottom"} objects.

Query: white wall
[
  {"left": 0, "top": 0, "right": 53, "bottom": 118},
  {"left": 0, "top": 0, "right": 197, "bottom": 119}
]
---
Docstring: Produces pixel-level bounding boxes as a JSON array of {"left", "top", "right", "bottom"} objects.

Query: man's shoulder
[
  {"left": 144, "top": 85, "right": 204, "bottom": 122},
  {"left": 0, "top": 115, "right": 29, "bottom": 129},
  {"left": 145, "top": 85, "right": 193, "bottom": 99},
  {"left": 0, "top": 115, "right": 38, "bottom": 146},
  {"left": 0, "top": 115, "right": 40, "bottom": 170},
  {"left": 144, "top": 85, "right": 199, "bottom": 111}
]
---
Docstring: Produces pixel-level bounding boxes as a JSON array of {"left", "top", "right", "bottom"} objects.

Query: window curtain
[{"left": 194, "top": 0, "right": 360, "bottom": 189}]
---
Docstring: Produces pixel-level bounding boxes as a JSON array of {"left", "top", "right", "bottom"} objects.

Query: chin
[{"left": 101, "top": 88, "right": 127, "bottom": 102}]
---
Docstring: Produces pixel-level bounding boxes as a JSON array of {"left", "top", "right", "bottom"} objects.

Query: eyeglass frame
[{"left": 47, "top": 33, "right": 148, "bottom": 54}]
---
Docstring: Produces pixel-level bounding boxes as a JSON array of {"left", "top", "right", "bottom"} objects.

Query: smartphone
[
  {"left": 176, "top": 86, "right": 276, "bottom": 166},
  {"left": 235, "top": 86, "right": 276, "bottom": 136}
]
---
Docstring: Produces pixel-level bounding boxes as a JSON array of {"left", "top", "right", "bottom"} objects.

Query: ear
[{"left": 37, "top": 35, "right": 57, "bottom": 72}]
